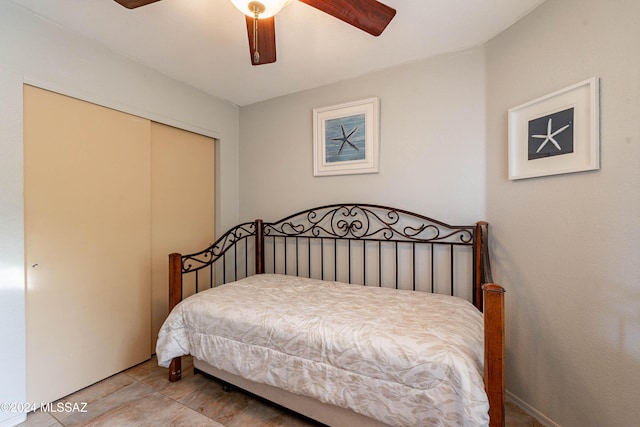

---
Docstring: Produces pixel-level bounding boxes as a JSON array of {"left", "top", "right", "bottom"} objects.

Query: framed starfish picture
[
  {"left": 313, "top": 97, "right": 379, "bottom": 176},
  {"left": 508, "top": 78, "right": 600, "bottom": 180}
]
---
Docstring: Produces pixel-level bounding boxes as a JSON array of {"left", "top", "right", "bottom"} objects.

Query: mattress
[{"left": 156, "top": 274, "right": 489, "bottom": 426}]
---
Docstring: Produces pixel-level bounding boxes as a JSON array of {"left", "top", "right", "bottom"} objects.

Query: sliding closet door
[
  {"left": 150, "top": 122, "right": 215, "bottom": 351},
  {"left": 24, "top": 85, "right": 151, "bottom": 404}
]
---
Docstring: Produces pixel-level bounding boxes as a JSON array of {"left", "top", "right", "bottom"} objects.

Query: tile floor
[{"left": 18, "top": 356, "right": 543, "bottom": 427}]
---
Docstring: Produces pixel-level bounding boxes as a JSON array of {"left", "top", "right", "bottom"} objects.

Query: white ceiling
[{"left": 9, "top": 0, "right": 545, "bottom": 106}]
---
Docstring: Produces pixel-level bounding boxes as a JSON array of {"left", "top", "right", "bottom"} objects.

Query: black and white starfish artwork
[
  {"left": 532, "top": 118, "right": 570, "bottom": 153},
  {"left": 332, "top": 124, "right": 360, "bottom": 155},
  {"left": 527, "top": 108, "right": 574, "bottom": 160}
]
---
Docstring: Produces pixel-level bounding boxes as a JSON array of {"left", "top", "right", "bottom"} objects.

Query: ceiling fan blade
[
  {"left": 299, "top": 0, "right": 396, "bottom": 36},
  {"left": 245, "top": 15, "right": 277, "bottom": 66},
  {"left": 113, "top": 0, "right": 162, "bottom": 9}
]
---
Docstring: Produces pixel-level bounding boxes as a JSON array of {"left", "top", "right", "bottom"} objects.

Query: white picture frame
[
  {"left": 508, "top": 77, "right": 600, "bottom": 180},
  {"left": 313, "top": 97, "right": 379, "bottom": 176}
]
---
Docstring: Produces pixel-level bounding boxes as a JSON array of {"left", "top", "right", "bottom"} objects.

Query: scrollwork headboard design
[{"left": 170, "top": 203, "right": 492, "bottom": 311}]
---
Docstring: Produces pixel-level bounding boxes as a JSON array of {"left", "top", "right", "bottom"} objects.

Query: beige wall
[
  {"left": 239, "top": 48, "right": 487, "bottom": 225},
  {"left": 486, "top": 0, "right": 640, "bottom": 426}
]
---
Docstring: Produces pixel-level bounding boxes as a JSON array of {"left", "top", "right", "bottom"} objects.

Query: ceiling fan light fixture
[
  {"left": 113, "top": 0, "right": 395, "bottom": 66},
  {"left": 230, "top": 0, "right": 292, "bottom": 18}
]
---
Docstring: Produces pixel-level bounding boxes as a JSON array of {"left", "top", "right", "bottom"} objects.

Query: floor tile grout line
[{"left": 123, "top": 358, "right": 226, "bottom": 425}]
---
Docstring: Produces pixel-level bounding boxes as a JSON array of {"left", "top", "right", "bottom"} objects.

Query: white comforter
[{"left": 156, "top": 274, "right": 489, "bottom": 426}]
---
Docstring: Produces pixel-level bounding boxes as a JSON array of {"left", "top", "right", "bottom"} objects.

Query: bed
[{"left": 156, "top": 203, "right": 505, "bottom": 427}]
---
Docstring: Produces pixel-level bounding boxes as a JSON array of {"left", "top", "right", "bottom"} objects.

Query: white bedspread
[{"left": 156, "top": 274, "right": 489, "bottom": 426}]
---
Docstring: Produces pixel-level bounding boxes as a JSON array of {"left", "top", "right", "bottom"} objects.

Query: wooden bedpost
[
  {"left": 474, "top": 222, "right": 486, "bottom": 311},
  {"left": 255, "top": 219, "right": 264, "bottom": 274},
  {"left": 168, "top": 252, "right": 183, "bottom": 382},
  {"left": 483, "top": 283, "right": 505, "bottom": 427},
  {"left": 475, "top": 221, "right": 493, "bottom": 311}
]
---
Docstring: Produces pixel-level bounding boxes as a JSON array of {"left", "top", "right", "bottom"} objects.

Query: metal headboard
[{"left": 170, "top": 203, "right": 492, "bottom": 311}]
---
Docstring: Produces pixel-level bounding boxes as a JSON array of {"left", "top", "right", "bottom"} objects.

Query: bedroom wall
[
  {"left": 239, "top": 2, "right": 640, "bottom": 424},
  {"left": 238, "top": 48, "right": 486, "bottom": 225},
  {"left": 485, "top": 0, "right": 640, "bottom": 426},
  {"left": 0, "top": 2, "right": 240, "bottom": 425}
]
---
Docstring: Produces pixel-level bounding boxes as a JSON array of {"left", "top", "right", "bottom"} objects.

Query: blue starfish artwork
[{"left": 325, "top": 114, "right": 366, "bottom": 163}]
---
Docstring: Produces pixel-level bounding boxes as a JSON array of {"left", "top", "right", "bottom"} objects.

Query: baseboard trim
[
  {"left": 0, "top": 412, "right": 27, "bottom": 427},
  {"left": 506, "top": 390, "right": 561, "bottom": 427}
]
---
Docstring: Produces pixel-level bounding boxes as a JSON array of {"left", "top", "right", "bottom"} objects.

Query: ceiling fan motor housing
[{"left": 248, "top": 1, "right": 266, "bottom": 16}]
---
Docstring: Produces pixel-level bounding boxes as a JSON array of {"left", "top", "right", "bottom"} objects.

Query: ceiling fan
[{"left": 113, "top": 0, "right": 396, "bottom": 66}]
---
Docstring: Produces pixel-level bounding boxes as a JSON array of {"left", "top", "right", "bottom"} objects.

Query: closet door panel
[
  {"left": 150, "top": 122, "right": 215, "bottom": 350},
  {"left": 24, "top": 85, "right": 151, "bottom": 404}
]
